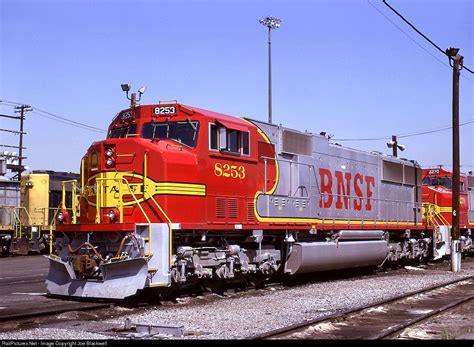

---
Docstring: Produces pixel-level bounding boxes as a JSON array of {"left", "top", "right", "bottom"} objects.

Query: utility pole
[
  {"left": 446, "top": 48, "right": 463, "bottom": 272},
  {"left": 13, "top": 105, "right": 32, "bottom": 180}
]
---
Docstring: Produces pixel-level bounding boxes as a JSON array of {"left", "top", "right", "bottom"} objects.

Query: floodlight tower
[{"left": 259, "top": 16, "right": 281, "bottom": 124}]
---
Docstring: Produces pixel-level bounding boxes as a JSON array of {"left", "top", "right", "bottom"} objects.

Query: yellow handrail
[
  {"left": 143, "top": 152, "right": 173, "bottom": 266},
  {"left": 422, "top": 202, "right": 451, "bottom": 227},
  {"left": 61, "top": 180, "right": 78, "bottom": 224},
  {"left": 143, "top": 187, "right": 173, "bottom": 266},
  {"left": 93, "top": 176, "right": 153, "bottom": 258},
  {"left": 49, "top": 207, "right": 60, "bottom": 255},
  {"left": 57, "top": 162, "right": 173, "bottom": 261},
  {"left": 120, "top": 177, "right": 153, "bottom": 258}
]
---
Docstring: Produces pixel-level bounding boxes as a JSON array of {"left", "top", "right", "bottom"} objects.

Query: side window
[
  {"left": 209, "top": 123, "right": 250, "bottom": 156},
  {"left": 210, "top": 124, "right": 218, "bottom": 150},
  {"left": 242, "top": 131, "right": 249, "bottom": 155},
  {"left": 227, "top": 130, "right": 240, "bottom": 153}
]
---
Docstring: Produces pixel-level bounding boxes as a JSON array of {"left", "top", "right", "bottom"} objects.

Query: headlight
[
  {"left": 106, "top": 148, "right": 114, "bottom": 157},
  {"left": 106, "top": 158, "right": 115, "bottom": 166},
  {"left": 57, "top": 211, "right": 64, "bottom": 222}
]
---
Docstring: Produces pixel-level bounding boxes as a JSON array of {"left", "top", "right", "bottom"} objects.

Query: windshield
[
  {"left": 422, "top": 176, "right": 452, "bottom": 190},
  {"left": 108, "top": 124, "right": 137, "bottom": 139},
  {"left": 142, "top": 121, "right": 199, "bottom": 148}
]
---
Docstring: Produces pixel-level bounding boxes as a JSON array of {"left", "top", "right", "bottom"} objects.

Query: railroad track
[
  {"left": 252, "top": 276, "right": 474, "bottom": 340},
  {"left": 0, "top": 300, "right": 111, "bottom": 323}
]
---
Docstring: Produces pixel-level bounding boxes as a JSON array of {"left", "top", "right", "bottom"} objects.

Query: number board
[
  {"left": 121, "top": 111, "right": 133, "bottom": 120},
  {"left": 154, "top": 106, "right": 177, "bottom": 115}
]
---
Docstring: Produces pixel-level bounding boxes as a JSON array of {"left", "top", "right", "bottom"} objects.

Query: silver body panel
[
  {"left": 250, "top": 120, "right": 422, "bottom": 226},
  {"left": 0, "top": 179, "right": 20, "bottom": 227}
]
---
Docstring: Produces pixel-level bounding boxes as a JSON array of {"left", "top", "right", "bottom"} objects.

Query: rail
[
  {"left": 49, "top": 207, "right": 60, "bottom": 255},
  {"left": 0, "top": 205, "right": 36, "bottom": 239}
]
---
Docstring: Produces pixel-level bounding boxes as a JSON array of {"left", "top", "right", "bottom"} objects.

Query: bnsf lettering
[{"left": 319, "top": 168, "right": 375, "bottom": 211}]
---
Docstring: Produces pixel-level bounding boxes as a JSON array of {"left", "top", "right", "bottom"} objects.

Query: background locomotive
[
  {"left": 0, "top": 164, "right": 79, "bottom": 256},
  {"left": 45, "top": 102, "right": 473, "bottom": 299},
  {"left": 422, "top": 167, "right": 473, "bottom": 258}
]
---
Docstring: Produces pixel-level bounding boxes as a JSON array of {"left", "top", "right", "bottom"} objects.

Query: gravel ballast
[{"left": 1, "top": 259, "right": 473, "bottom": 340}]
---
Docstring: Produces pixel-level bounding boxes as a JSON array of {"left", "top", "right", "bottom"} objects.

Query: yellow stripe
[
  {"left": 155, "top": 183, "right": 205, "bottom": 189},
  {"left": 86, "top": 171, "right": 206, "bottom": 208},
  {"left": 154, "top": 189, "right": 206, "bottom": 196}
]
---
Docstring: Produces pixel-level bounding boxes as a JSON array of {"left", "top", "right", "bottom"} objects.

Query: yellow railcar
[{"left": 0, "top": 170, "right": 79, "bottom": 255}]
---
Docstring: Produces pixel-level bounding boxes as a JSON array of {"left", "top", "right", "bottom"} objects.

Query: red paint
[
  {"left": 318, "top": 168, "right": 375, "bottom": 212},
  {"left": 319, "top": 168, "right": 333, "bottom": 208},
  {"left": 421, "top": 168, "right": 473, "bottom": 227},
  {"left": 354, "top": 173, "right": 363, "bottom": 211},
  {"left": 335, "top": 171, "right": 351, "bottom": 209},
  {"left": 365, "top": 176, "right": 375, "bottom": 211}
]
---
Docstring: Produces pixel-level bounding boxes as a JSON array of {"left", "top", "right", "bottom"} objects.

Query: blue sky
[{"left": 0, "top": 0, "right": 472, "bottom": 174}]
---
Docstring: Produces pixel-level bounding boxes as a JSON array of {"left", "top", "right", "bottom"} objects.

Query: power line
[
  {"left": 381, "top": 0, "right": 474, "bottom": 74},
  {"left": 367, "top": 0, "right": 473, "bottom": 82},
  {"left": 29, "top": 111, "right": 105, "bottom": 133},
  {"left": 333, "top": 118, "right": 473, "bottom": 141},
  {"left": 398, "top": 119, "right": 474, "bottom": 139},
  {"left": 0, "top": 99, "right": 106, "bottom": 133},
  {"left": 367, "top": 0, "right": 451, "bottom": 71}
]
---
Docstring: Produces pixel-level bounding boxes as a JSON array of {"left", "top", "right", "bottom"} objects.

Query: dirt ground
[{"left": 391, "top": 255, "right": 474, "bottom": 340}]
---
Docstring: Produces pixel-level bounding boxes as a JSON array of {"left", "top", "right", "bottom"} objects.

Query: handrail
[
  {"left": 49, "top": 207, "right": 60, "bottom": 255},
  {"left": 61, "top": 180, "right": 78, "bottom": 224},
  {"left": 94, "top": 176, "right": 153, "bottom": 258},
  {"left": 422, "top": 202, "right": 450, "bottom": 227},
  {"left": 0, "top": 205, "right": 35, "bottom": 238},
  {"left": 119, "top": 177, "right": 153, "bottom": 258}
]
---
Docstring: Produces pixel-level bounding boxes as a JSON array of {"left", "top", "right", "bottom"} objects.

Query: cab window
[
  {"left": 108, "top": 124, "right": 137, "bottom": 138},
  {"left": 209, "top": 123, "right": 250, "bottom": 155},
  {"left": 142, "top": 121, "right": 199, "bottom": 148}
]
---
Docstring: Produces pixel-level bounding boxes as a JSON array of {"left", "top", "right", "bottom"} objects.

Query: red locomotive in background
[
  {"left": 422, "top": 167, "right": 474, "bottom": 230},
  {"left": 45, "top": 102, "right": 473, "bottom": 299}
]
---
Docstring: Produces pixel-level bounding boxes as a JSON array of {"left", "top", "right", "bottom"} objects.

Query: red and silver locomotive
[
  {"left": 421, "top": 167, "right": 473, "bottom": 257},
  {"left": 45, "top": 102, "right": 472, "bottom": 299}
]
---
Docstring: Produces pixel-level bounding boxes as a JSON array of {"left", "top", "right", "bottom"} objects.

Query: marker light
[
  {"left": 108, "top": 208, "right": 120, "bottom": 223},
  {"left": 57, "top": 209, "right": 69, "bottom": 224}
]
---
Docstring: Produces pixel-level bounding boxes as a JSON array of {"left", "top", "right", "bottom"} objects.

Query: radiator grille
[
  {"left": 216, "top": 197, "right": 226, "bottom": 218},
  {"left": 282, "top": 129, "right": 313, "bottom": 156},
  {"left": 247, "top": 202, "right": 256, "bottom": 222},
  {"left": 228, "top": 198, "right": 238, "bottom": 218}
]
